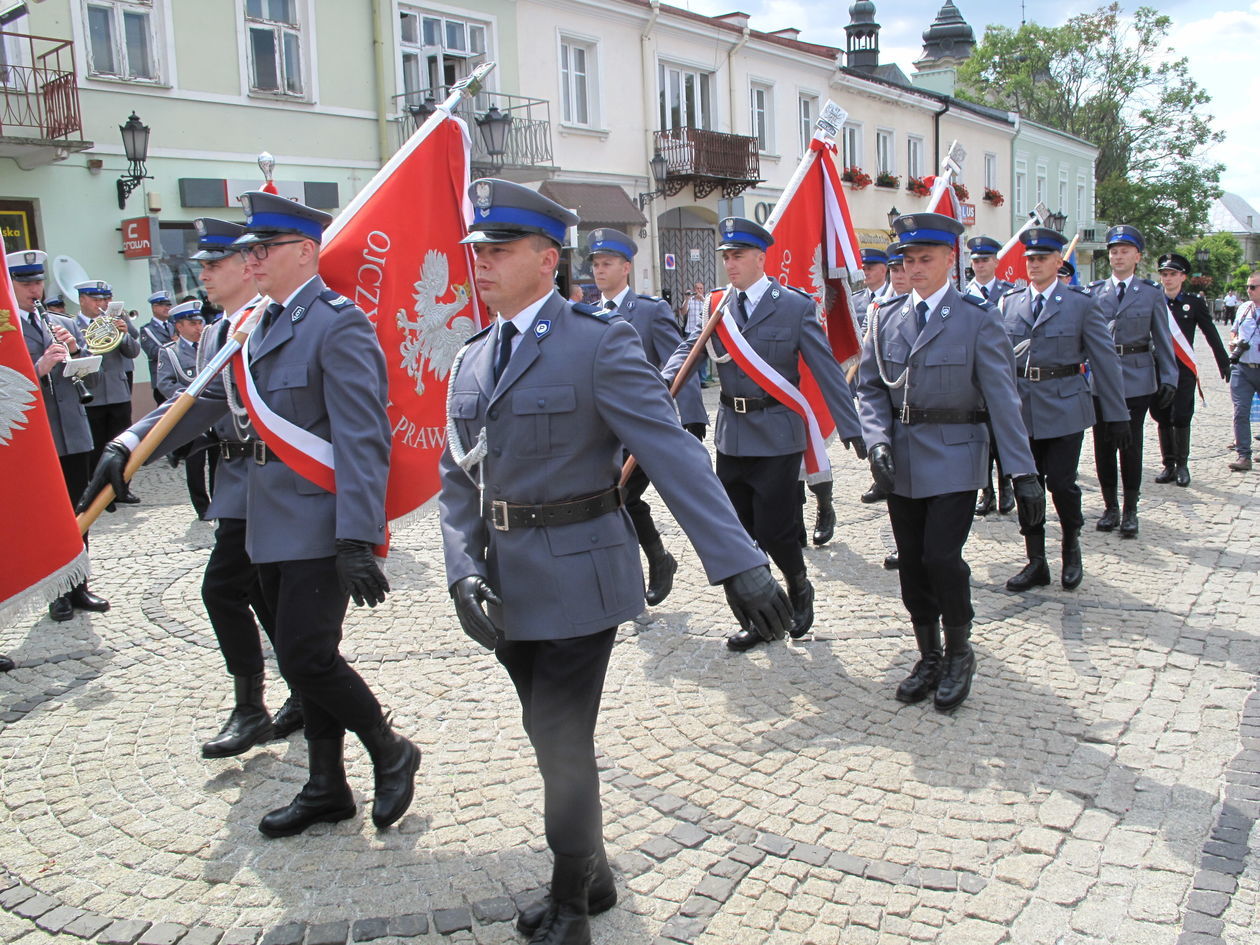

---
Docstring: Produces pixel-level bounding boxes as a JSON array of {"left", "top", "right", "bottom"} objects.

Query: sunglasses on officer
[{"left": 239, "top": 239, "right": 306, "bottom": 261}]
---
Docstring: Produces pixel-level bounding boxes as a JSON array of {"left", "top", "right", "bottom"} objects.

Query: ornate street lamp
[
  {"left": 116, "top": 112, "right": 152, "bottom": 210},
  {"left": 1195, "top": 247, "right": 1210, "bottom": 274},
  {"left": 476, "top": 105, "right": 512, "bottom": 164},
  {"left": 638, "top": 151, "right": 670, "bottom": 209},
  {"left": 408, "top": 93, "right": 438, "bottom": 123}
]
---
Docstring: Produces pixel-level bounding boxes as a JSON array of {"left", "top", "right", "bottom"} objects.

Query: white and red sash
[
  {"left": 710, "top": 291, "right": 832, "bottom": 480},
  {"left": 1165, "top": 299, "right": 1205, "bottom": 401}
]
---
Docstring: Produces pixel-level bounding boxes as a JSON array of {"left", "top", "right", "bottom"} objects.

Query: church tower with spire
[
  {"left": 912, "top": 0, "right": 976, "bottom": 95},
  {"left": 845, "top": 1, "right": 880, "bottom": 73}
]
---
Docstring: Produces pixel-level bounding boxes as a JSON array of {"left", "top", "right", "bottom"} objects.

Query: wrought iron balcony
[
  {"left": 0, "top": 30, "right": 92, "bottom": 168},
  {"left": 392, "top": 88, "right": 555, "bottom": 180},
  {"left": 653, "top": 127, "right": 761, "bottom": 200}
]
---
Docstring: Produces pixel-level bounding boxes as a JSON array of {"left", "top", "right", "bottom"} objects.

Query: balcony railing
[
  {"left": 0, "top": 31, "right": 84, "bottom": 141},
  {"left": 392, "top": 88, "right": 553, "bottom": 175},
  {"left": 653, "top": 127, "right": 761, "bottom": 199}
]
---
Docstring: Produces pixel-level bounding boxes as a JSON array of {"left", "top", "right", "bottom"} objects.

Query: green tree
[
  {"left": 1174, "top": 233, "right": 1243, "bottom": 297},
  {"left": 956, "top": 4, "right": 1224, "bottom": 249}
]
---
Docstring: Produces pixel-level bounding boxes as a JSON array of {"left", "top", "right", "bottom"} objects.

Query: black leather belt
[
  {"left": 720, "top": 392, "right": 777, "bottom": 413},
  {"left": 1116, "top": 343, "right": 1150, "bottom": 355},
  {"left": 220, "top": 440, "right": 271, "bottom": 464},
  {"left": 898, "top": 406, "right": 990, "bottom": 425},
  {"left": 485, "top": 487, "right": 623, "bottom": 532},
  {"left": 1018, "top": 363, "right": 1084, "bottom": 381}
]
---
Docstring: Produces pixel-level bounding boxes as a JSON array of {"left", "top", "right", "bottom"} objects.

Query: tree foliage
[
  {"left": 1174, "top": 233, "right": 1244, "bottom": 295},
  {"left": 956, "top": 3, "right": 1224, "bottom": 250}
]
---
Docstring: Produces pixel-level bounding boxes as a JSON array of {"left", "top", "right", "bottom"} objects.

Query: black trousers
[
  {"left": 716, "top": 451, "right": 805, "bottom": 578},
  {"left": 86, "top": 402, "right": 133, "bottom": 470},
  {"left": 1148, "top": 365, "right": 1197, "bottom": 430},
  {"left": 186, "top": 445, "right": 220, "bottom": 519},
  {"left": 1092, "top": 394, "right": 1152, "bottom": 493},
  {"left": 887, "top": 491, "right": 976, "bottom": 628},
  {"left": 59, "top": 450, "right": 92, "bottom": 558},
  {"left": 496, "top": 628, "right": 616, "bottom": 859},
  {"left": 622, "top": 463, "right": 660, "bottom": 549},
  {"left": 203, "top": 517, "right": 276, "bottom": 678},
  {"left": 256, "top": 557, "right": 383, "bottom": 741},
  {"left": 1025, "top": 432, "right": 1085, "bottom": 537}
]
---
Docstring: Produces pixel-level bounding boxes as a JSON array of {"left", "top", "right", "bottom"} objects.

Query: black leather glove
[
  {"left": 868, "top": 443, "right": 895, "bottom": 493},
  {"left": 842, "top": 436, "right": 868, "bottom": 460},
  {"left": 451, "top": 576, "right": 502, "bottom": 649},
  {"left": 1219, "top": 362, "right": 1231, "bottom": 381},
  {"left": 1155, "top": 383, "right": 1177, "bottom": 410},
  {"left": 684, "top": 422, "right": 707, "bottom": 441},
  {"left": 722, "top": 566, "right": 792, "bottom": 643},
  {"left": 1011, "top": 474, "right": 1046, "bottom": 530},
  {"left": 334, "top": 539, "right": 390, "bottom": 607},
  {"left": 76, "top": 440, "right": 130, "bottom": 514},
  {"left": 1106, "top": 420, "right": 1132, "bottom": 452}
]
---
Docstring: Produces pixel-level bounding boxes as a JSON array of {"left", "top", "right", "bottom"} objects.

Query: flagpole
[{"left": 765, "top": 100, "right": 846, "bottom": 232}]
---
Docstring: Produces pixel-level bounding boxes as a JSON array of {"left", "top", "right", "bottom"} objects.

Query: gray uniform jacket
[
  {"left": 20, "top": 310, "right": 93, "bottom": 456},
  {"left": 82, "top": 314, "right": 140, "bottom": 405},
  {"left": 856, "top": 285, "right": 1036, "bottom": 498},
  {"left": 616, "top": 293, "right": 707, "bottom": 427},
  {"left": 140, "top": 317, "right": 174, "bottom": 375},
  {"left": 965, "top": 278, "right": 1014, "bottom": 303},
  {"left": 125, "top": 278, "right": 389, "bottom": 562},
  {"left": 998, "top": 287, "right": 1128, "bottom": 440},
  {"left": 154, "top": 338, "right": 198, "bottom": 401},
  {"left": 438, "top": 291, "right": 767, "bottom": 642},
  {"left": 1087, "top": 278, "right": 1178, "bottom": 398},
  {"left": 664, "top": 279, "right": 862, "bottom": 457}
]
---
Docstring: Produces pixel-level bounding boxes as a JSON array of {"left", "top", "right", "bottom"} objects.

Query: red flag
[
  {"left": 0, "top": 266, "right": 88, "bottom": 623},
  {"left": 319, "top": 116, "right": 484, "bottom": 521},
  {"left": 992, "top": 215, "right": 1042, "bottom": 291},
  {"left": 922, "top": 173, "right": 966, "bottom": 288},
  {"left": 764, "top": 138, "right": 863, "bottom": 439},
  {"left": 260, "top": 180, "right": 279, "bottom": 195}
]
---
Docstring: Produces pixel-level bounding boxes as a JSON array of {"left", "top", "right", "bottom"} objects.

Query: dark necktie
[
  {"left": 604, "top": 299, "right": 617, "bottom": 313},
  {"left": 1032, "top": 295, "right": 1044, "bottom": 320},
  {"left": 1116, "top": 281, "right": 1126, "bottom": 304},
  {"left": 261, "top": 301, "right": 284, "bottom": 332},
  {"left": 735, "top": 291, "right": 750, "bottom": 327},
  {"left": 29, "top": 312, "right": 42, "bottom": 336},
  {"left": 915, "top": 300, "right": 929, "bottom": 334},
  {"left": 980, "top": 285, "right": 990, "bottom": 300},
  {"left": 493, "top": 321, "right": 518, "bottom": 383}
]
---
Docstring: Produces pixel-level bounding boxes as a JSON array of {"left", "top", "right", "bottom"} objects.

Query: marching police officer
[
  {"left": 857, "top": 213, "right": 1045, "bottom": 712},
  {"left": 8, "top": 250, "right": 110, "bottom": 622},
  {"left": 997, "top": 228, "right": 1128, "bottom": 592},
  {"left": 156, "top": 299, "right": 220, "bottom": 519},
  {"left": 140, "top": 290, "right": 175, "bottom": 403},
  {"left": 853, "top": 247, "right": 892, "bottom": 330},
  {"left": 80, "top": 194, "right": 417, "bottom": 838},
  {"left": 858, "top": 243, "right": 912, "bottom": 511},
  {"left": 439, "top": 180, "right": 790, "bottom": 945},
  {"left": 1152, "top": 253, "right": 1230, "bottom": 487},
  {"left": 964, "top": 236, "right": 1014, "bottom": 302},
  {"left": 664, "top": 217, "right": 866, "bottom": 650},
  {"left": 586, "top": 227, "right": 708, "bottom": 606},
  {"left": 1088, "top": 225, "right": 1178, "bottom": 537}
]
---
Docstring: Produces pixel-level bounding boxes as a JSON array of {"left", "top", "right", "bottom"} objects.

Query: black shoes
[
  {"left": 861, "top": 481, "right": 888, "bottom": 504},
  {"left": 883, "top": 552, "right": 899, "bottom": 570},
  {"left": 786, "top": 572, "right": 814, "bottom": 639},
  {"left": 810, "top": 482, "right": 835, "bottom": 545},
  {"left": 1096, "top": 489, "right": 1119, "bottom": 532},
  {"left": 974, "top": 485, "right": 995, "bottom": 516},
  {"left": 116, "top": 491, "right": 140, "bottom": 505},
  {"left": 642, "top": 540, "right": 677, "bottom": 607},
  {"left": 0, "top": 654, "right": 13, "bottom": 673},
  {"left": 934, "top": 624, "right": 975, "bottom": 712},
  {"left": 202, "top": 673, "right": 275, "bottom": 759},
  {"left": 725, "top": 624, "right": 762, "bottom": 652},
  {"left": 1119, "top": 492, "right": 1139, "bottom": 538},
  {"left": 526, "top": 853, "right": 596, "bottom": 945},
  {"left": 357, "top": 715, "right": 421, "bottom": 829},
  {"left": 271, "top": 693, "right": 305, "bottom": 738},
  {"left": 517, "top": 848, "right": 617, "bottom": 937},
  {"left": 1006, "top": 535, "right": 1050, "bottom": 592},
  {"left": 1061, "top": 529, "right": 1083, "bottom": 590},
  {"left": 895, "top": 623, "right": 942, "bottom": 704},
  {"left": 49, "top": 595, "right": 74, "bottom": 622},
  {"left": 997, "top": 477, "right": 1015, "bottom": 515},
  {"left": 258, "top": 738, "right": 356, "bottom": 838},
  {"left": 1154, "top": 427, "right": 1176, "bottom": 483},
  {"left": 1174, "top": 427, "right": 1192, "bottom": 487},
  {"left": 69, "top": 584, "right": 110, "bottom": 612}
]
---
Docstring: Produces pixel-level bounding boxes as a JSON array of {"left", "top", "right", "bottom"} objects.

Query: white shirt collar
[
  {"left": 279, "top": 274, "right": 320, "bottom": 309},
  {"left": 602, "top": 285, "right": 632, "bottom": 310},
  {"left": 1111, "top": 274, "right": 1133, "bottom": 291},
  {"left": 732, "top": 275, "right": 773, "bottom": 313},
  {"left": 910, "top": 282, "right": 951, "bottom": 321},
  {"left": 497, "top": 290, "right": 554, "bottom": 347}
]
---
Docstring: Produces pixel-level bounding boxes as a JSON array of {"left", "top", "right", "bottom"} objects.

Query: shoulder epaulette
[
  {"left": 465, "top": 324, "right": 493, "bottom": 343},
  {"left": 881, "top": 292, "right": 910, "bottom": 309},
  {"left": 636, "top": 293, "right": 662, "bottom": 303},
  {"left": 160, "top": 339, "right": 177, "bottom": 349},
  {"left": 958, "top": 292, "right": 993, "bottom": 311},
  {"left": 1089, "top": 279, "right": 1106, "bottom": 288},
  {"left": 1140, "top": 278, "right": 1158, "bottom": 287},
  {"left": 572, "top": 301, "right": 613, "bottom": 321},
  {"left": 1069, "top": 285, "right": 1091, "bottom": 295},
  {"left": 784, "top": 283, "right": 814, "bottom": 300},
  {"left": 1001, "top": 286, "right": 1022, "bottom": 298},
  {"left": 319, "top": 288, "right": 355, "bottom": 310}
]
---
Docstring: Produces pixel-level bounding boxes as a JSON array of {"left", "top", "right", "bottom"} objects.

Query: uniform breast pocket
[
  {"left": 883, "top": 341, "right": 910, "bottom": 373},
  {"left": 924, "top": 345, "right": 968, "bottom": 392},
  {"left": 1042, "top": 322, "right": 1079, "bottom": 362},
  {"left": 751, "top": 325, "right": 793, "bottom": 360},
  {"left": 510, "top": 385, "right": 578, "bottom": 458},
  {"left": 265, "top": 361, "right": 316, "bottom": 425}
]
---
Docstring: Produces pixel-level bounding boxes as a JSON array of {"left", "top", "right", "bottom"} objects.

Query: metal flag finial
[{"left": 257, "top": 151, "right": 275, "bottom": 182}]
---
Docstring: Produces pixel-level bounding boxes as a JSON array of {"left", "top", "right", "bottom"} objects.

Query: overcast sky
[{"left": 681, "top": 0, "right": 1259, "bottom": 220}]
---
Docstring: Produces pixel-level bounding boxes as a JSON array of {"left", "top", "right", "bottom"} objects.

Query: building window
[
  {"left": 842, "top": 122, "right": 862, "bottom": 169},
  {"left": 399, "top": 7, "right": 489, "bottom": 105},
  {"left": 1015, "top": 161, "right": 1028, "bottom": 214},
  {"left": 1077, "top": 177, "right": 1087, "bottom": 226},
  {"left": 1035, "top": 164, "right": 1048, "bottom": 207},
  {"left": 246, "top": 0, "right": 303, "bottom": 96},
  {"left": 875, "top": 129, "right": 894, "bottom": 175},
  {"left": 1058, "top": 170, "right": 1069, "bottom": 220},
  {"left": 798, "top": 94, "right": 817, "bottom": 154},
  {"left": 906, "top": 135, "right": 924, "bottom": 179},
  {"left": 984, "top": 152, "right": 998, "bottom": 190},
  {"left": 659, "top": 62, "right": 712, "bottom": 131},
  {"left": 85, "top": 0, "right": 157, "bottom": 81},
  {"left": 750, "top": 81, "right": 773, "bottom": 152},
  {"left": 559, "top": 37, "right": 597, "bottom": 127}
]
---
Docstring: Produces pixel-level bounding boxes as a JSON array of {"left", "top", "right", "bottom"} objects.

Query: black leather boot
[
  {"left": 810, "top": 481, "right": 835, "bottom": 545},
  {"left": 258, "top": 738, "right": 356, "bottom": 838},
  {"left": 1006, "top": 534, "right": 1050, "bottom": 592},
  {"left": 1061, "top": 528, "right": 1083, "bottom": 590},
  {"left": 883, "top": 552, "right": 899, "bottom": 570},
  {"left": 997, "top": 477, "right": 1015, "bottom": 515},
  {"left": 642, "top": 539, "right": 677, "bottom": 607},
  {"left": 271, "top": 692, "right": 305, "bottom": 738},
  {"left": 1096, "top": 489, "right": 1119, "bottom": 531},
  {"left": 861, "top": 480, "right": 888, "bottom": 504},
  {"left": 786, "top": 571, "right": 814, "bottom": 639},
  {"left": 1154, "top": 427, "right": 1176, "bottom": 483},
  {"left": 1119, "top": 491, "right": 1139, "bottom": 538},
  {"left": 934, "top": 623, "right": 975, "bottom": 712},
  {"left": 724, "top": 624, "right": 762, "bottom": 651},
  {"left": 356, "top": 714, "right": 421, "bottom": 829},
  {"left": 518, "top": 847, "right": 617, "bottom": 936},
  {"left": 0, "top": 654, "right": 14, "bottom": 672},
  {"left": 528, "top": 853, "right": 595, "bottom": 945},
  {"left": 1174, "top": 427, "right": 1192, "bottom": 487},
  {"left": 48, "top": 595, "right": 73, "bottom": 622},
  {"left": 69, "top": 583, "right": 110, "bottom": 612},
  {"left": 895, "top": 623, "right": 942, "bottom": 704},
  {"left": 974, "top": 484, "right": 995, "bottom": 516},
  {"left": 202, "top": 673, "right": 275, "bottom": 759}
]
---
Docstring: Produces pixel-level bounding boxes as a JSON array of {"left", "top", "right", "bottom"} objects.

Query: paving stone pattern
[{"left": 1, "top": 364, "right": 1257, "bottom": 944}]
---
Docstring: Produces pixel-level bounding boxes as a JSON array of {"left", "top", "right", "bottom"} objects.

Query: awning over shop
[{"left": 540, "top": 181, "right": 646, "bottom": 228}]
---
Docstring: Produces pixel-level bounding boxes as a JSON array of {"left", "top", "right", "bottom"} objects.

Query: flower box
[
  {"left": 906, "top": 176, "right": 930, "bottom": 197},
  {"left": 875, "top": 172, "right": 900, "bottom": 189},
  {"left": 983, "top": 187, "right": 1005, "bottom": 207},
  {"left": 841, "top": 166, "right": 872, "bottom": 190}
]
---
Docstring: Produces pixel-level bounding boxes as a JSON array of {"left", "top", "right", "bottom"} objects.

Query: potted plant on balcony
[
  {"left": 983, "top": 187, "right": 1005, "bottom": 207},
  {"left": 953, "top": 182, "right": 970, "bottom": 201},
  {"left": 841, "top": 166, "right": 872, "bottom": 190},
  {"left": 875, "top": 171, "right": 900, "bottom": 189},
  {"left": 906, "top": 176, "right": 930, "bottom": 197}
]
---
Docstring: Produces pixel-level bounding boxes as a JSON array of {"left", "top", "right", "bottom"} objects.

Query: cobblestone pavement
[{"left": 2, "top": 352, "right": 1258, "bottom": 945}]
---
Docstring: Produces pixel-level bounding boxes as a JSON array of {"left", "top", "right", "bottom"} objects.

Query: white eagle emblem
[
  {"left": 0, "top": 365, "right": 38, "bottom": 445},
  {"left": 395, "top": 250, "right": 474, "bottom": 394}
]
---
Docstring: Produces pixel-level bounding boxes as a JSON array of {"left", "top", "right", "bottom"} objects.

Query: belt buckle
[
  {"left": 1115, "top": 344, "right": 1126, "bottom": 356},
  {"left": 732, "top": 396, "right": 748, "bottom": 414},
  {"left": 1027, "top": 366, "right": 1042, "bottom": 382},
  {"left": 900, "top": 401, "right": 911, "bottom": 423},
  {"left": 491, "top": 500, "right": 510, "bottom": 531},
  {"left": 252, "top": 440, "right": 266, "bottom": 465}
]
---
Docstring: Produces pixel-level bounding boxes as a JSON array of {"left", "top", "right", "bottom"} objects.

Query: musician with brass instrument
[
  {"left": 74, "top": 279, "right": 142, "bottom": 504},
  {"left": 7, "top": 251, "right": 111, "bottom": 623}
]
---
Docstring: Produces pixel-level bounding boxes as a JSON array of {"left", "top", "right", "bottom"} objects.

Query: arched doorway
[{"left": 656, "top": 205, "right": 718, "bottom": 306}]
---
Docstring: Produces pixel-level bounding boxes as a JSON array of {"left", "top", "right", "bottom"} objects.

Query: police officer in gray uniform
[
  {"left": 857, "top": 212, "right": 1045, "bottom": 712},
  {"left": 587, "top": 227, "right": 707, "bottom": 606},
  {"left": 80, "top": 193, "right": 418, "bottom": 838},
  {"left": 852, "top": 247, "right": 893, "bottom": 331},
  {"left": 140, "top": 291, "right": 175, "bottom": 403},
  {"left": 1088, "top": 225, "right": 1178, "bottom": 538},
  {"left": 664, "top": 217, "right": 866, "bottom": 650},
  {"left": 439, "top": 180, "right": 790, "bottom": 945},
  {"left": 156, "top": 299, "right": 220, "bottom": 519},
  {"left": 967, "top": 235, "right": 1018, "bottom": 516},
  {"left": 997, "top": 228, "right": 1128, "bottom": 592}
]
